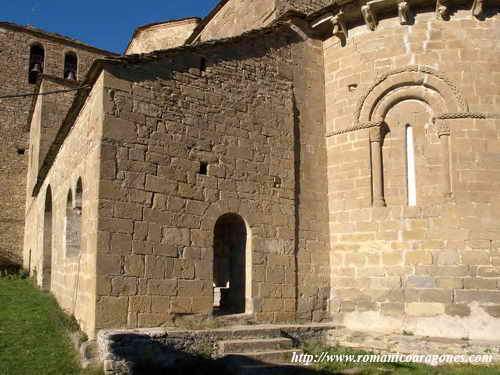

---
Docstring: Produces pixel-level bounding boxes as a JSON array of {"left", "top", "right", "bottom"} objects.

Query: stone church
[{"left": 1, "top": 0, "right": 499, "bottom": 343}]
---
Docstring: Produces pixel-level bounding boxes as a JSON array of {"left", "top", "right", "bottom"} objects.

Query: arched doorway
[{"left": 213, "top": 213, "right": 248, "bottom": 315}]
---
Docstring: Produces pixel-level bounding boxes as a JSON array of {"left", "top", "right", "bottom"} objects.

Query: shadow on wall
[
  {"left": 105, "top": 26, "right": 302, "bottom": 85},
  {"left": 106, "top": 333, "right": 330, "bottom": 375},
  {"left": 0, "top": 253, "right": 21, "bottom": 275}
]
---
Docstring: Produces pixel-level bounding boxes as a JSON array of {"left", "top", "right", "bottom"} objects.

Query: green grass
[
  {"left": 303, "top": 344, "right": 500, "bottom": 375},
  {"left": 0, "top": 277, "right": 103, "bottom": 375}
]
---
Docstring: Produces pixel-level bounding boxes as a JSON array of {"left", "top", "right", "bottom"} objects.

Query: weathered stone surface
[
  {"left": 406, "top": 276, "right": 436, "bottom": 289},
  {"left": 127, "top": 18, "right": 200, "bottom": 55},
  {"left": 445, "top": 304, "right": 471, "bottom": 317},
  {"left": 17, "top": 0, "right": 500, "bottom": 346},
  {"left": 406, "top": 303, "right": 445, "bottom": 317}
]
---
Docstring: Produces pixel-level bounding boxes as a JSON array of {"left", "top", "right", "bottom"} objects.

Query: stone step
[
  {"left": 162, "top": 323, "right": 338, "bottom": 341},
  {"left": 212, "top": 313, "right": 256, "bottom": 326},
  {"left": 228, "top": 327, "right": 286, "bottom": 339},
  {"left": 223, "top": 349, "right": 302, "bottom": 364},
  {"left": 219, "top": 337, "right": 293, "bottom": 354}
]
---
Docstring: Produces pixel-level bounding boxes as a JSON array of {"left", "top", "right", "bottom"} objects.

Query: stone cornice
[
  {"left": 310, "top": 0, "right": 494, "bottom": 39},
  {"left": 0, "top": 21, "right": 118, "bottom": 56},
  {"left": 326, "top": 113, "right": 500, "bottom": 138},
  {"left": 433, "top": 112, "right": 500, "bottom": 120}
]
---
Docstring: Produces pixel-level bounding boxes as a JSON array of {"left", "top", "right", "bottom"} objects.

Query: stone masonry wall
[
  {"left": 194, "top": 0, "right": 333, "bottom": 44},
  {"left": 94, "top": 26, "right": 330, "bottom": 332},
  {"left": 325, "top": 8, "right": 500, "bottom": 339},
  {"left": 24, "top": 76, "right": 105, "bottom": 337},
  {"left": 26, "top": 77, "right": 79, "bottom": 196},
  {"left": 196, "top": 0, "right": 279, "bottom": 42},
  {"left": 126, "top": 19, "right": 200, "bottom": 55},
  {"left": 0, "top": 24, "right": 112, "bottom": 261},
  {"left": 291, "top": 27, "right": 330, "bottom": 321}
]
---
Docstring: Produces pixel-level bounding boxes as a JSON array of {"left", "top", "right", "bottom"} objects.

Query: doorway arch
[{"left": 213, "top": 213, "right": 249, "bottom": 315}]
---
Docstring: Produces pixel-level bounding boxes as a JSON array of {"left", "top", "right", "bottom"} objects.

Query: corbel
[
  {"left": 398, "top": 1, "right": 411, "bottom": 25},
  {"left": 472, "top": 0, "right": 484, "bottom": 18},
  {"left": 311, "top": 11, "right": 348, "bottom": 40},
  {"left": 332, "top": 11, "right": 348, "bottom": 39},
  {"left": 286, "top": 17, "right": 312, "bottom": 41},
  {"left": 436, "top": 0, "right": 450, "bottom": 20},
  {"left": 361, "top": 3, "right": 378, "bottom": 31}
]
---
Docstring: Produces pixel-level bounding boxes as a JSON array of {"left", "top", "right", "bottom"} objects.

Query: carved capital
[
  {"left": 398, "top": 1, "right": 411, "bottom": 25},
  {"left": 436, "top": 0, "right": 450, "bottom": 20},
  {"left": 369, "top": 125, "right": 383, "bottom": 142},
  {"left": 472, "top": 0, "right": 485, "bottom": 18},
  {"left": 435, "top": 119, "right": 450, "bottom": 137},
  {"left": 361, "top": 4, "right": 378, "bottom": 31}
]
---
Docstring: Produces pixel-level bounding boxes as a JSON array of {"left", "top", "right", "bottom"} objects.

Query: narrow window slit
[
  {"left": 406, "top": 124, "right": 417, "bottom": 206},
  {"left": 199, "top": 161, "right": 208, "bottom": 175}
]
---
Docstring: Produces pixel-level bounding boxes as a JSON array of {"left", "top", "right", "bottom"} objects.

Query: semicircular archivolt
[
  {"left": 354, "top": 65, "right": 468, "bottom": 125},
  {"left": 372, "top": 85, "right": 447, "bottom": 121}
]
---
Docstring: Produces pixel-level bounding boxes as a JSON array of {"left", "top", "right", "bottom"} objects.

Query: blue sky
[{"left": 3, "top": 1, "right": 220, "bottom": 54}]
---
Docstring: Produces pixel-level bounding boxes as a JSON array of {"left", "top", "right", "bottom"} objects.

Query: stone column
[
  {"left": 370, "top": 125, "right": 386, "bottom": 207},
  {"left": 436, "top": 119, "right": 452, "bottom": 198}
]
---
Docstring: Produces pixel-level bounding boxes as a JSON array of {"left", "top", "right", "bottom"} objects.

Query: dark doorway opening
[{"left": 213, "top": 213, "right": 247, "bottom": 315}]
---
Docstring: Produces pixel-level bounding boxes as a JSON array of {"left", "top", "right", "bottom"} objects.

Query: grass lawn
[
  {"left": 0, "top": 277, "right": 102, "bottom": 375},
  {"left": 303, "top": 345, "right": 500, "bottom": 375}
]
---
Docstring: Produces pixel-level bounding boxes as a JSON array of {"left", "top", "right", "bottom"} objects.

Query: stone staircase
[
  {"left": 98, "top": 323, "right": 337, "bottom": 375},
  {"left": 217, "top": 331, "right": 306, "bottom": 374}
]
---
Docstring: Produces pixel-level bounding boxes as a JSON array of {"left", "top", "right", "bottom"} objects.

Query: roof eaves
[
  {"left": 185, "top": 0, "right": 231, "bottom": 45},
  {"left": 0, "top": 22, "right": 119, "bottom": 56},
  {"left": 124, "top": 17, "right": 201, "bottom": 55}
]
